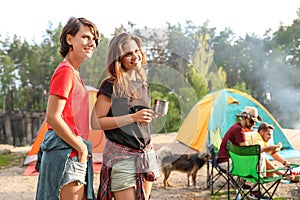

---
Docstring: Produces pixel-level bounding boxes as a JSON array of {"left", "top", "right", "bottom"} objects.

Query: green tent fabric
[{"left": 176, "top": 88, "right": 300, "bottom": 159}]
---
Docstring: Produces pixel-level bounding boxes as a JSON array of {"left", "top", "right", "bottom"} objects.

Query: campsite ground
[{"left": 1, "top": 130, "right": 300, "bottom": 200}]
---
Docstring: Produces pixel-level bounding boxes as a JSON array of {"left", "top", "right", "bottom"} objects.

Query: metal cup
[{"left": 153, "top": 99, "right": 169, "bottom": 116}]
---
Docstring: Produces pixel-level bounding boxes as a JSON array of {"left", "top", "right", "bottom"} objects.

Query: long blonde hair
[{"left": 105, "top": 33, "right": 147, "bottom": 98}]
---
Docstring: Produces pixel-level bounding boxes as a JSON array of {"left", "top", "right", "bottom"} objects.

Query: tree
[
  {"left": 0, "top": 35, "right": 21, "bottom": 112},
  {"left": 189, "top": 30, "right": 226, "bottom": 99},
  {"left": 0, "top": 55, "right": 16, "bottom": 112},
  {"left": 271, "top": 8, "right": 300, "bottom": 68}
]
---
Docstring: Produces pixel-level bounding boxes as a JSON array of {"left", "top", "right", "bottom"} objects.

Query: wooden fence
[{"left": 0, "top": 112, "right": 45, "bottom": 146}]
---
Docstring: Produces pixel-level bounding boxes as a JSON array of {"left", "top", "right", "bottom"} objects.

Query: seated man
[
  {"left": 216, "top": 106, "right": 262, "bottom": 191},
  {"left": 246, "top": 122, "right": 293, "bottom": 178},
  {"left": 217, "top": 106, "right": 262, "bottom": 170}
]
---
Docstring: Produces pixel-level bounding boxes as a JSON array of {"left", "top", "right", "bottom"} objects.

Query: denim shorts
[
  {"left": 111, "top": 157, "right": 136, "bottom": 192},
  {"left": 61, "top": 156, "right": 87, "bottom": 187}
]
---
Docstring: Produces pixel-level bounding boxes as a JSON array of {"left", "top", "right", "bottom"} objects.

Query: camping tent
[
  {"left": 176, "top": 88, "right": 300, "bottom": 159},
  {"left": 23, "top": 85, "right": 106, "bottom": 175}
]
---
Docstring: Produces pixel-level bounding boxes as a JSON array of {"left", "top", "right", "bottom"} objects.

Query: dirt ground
[{"left": 1, "top": 130, "right": 300, "bottom": 200}]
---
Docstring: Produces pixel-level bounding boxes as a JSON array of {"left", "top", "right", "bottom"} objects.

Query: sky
[{"left": 0, "top": 0, "right": 299, "bottom": 43}]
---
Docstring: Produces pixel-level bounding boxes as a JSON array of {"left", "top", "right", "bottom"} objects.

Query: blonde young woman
[
  {"left": 36, "top": 17, "right": 99, "bottom": 200},
  {"left": 92, "top": 33, "right": 158, "bottom": 200}
]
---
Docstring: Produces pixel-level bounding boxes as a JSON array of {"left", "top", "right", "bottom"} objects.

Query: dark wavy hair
[
  {"left": 59, "top": 17, "right": 99, "bottom": 58},
  {"left": 258, "top": 122, "right": 274, "bottom": 132}
]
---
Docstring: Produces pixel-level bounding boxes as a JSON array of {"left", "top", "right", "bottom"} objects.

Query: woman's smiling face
[
  {"left": 67, "top": 24, "right": 97, "bottom": 60},
  {"left": 120, "top": 40, "right": 142, "bottom": 71}
]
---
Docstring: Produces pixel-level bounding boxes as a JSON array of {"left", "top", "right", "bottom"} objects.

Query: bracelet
[{"left": 283, "top": 160, "right": 287, "bottom": 166}]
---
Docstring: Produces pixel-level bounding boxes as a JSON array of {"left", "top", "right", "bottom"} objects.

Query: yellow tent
[{"left": 176, "top": 89, "right": 295, "bottom": 158}]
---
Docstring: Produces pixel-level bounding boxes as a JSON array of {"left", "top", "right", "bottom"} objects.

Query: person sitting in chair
[
  {"left": 216, "top": 106, "right": 262, "bottom": 191},
  {"left": 217, "top": 106, "right": 261, "bottom": 170},
  {"left": 246, "top": 122, "right": 295, "bottom": 179}
]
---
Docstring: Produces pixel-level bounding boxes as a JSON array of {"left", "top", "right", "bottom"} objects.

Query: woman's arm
[
  {"left": 46, "top": 95, "right": 88, "bottom": 162},
  {"left": 93, "top": 94, "right": 154, "bottom": 130}
]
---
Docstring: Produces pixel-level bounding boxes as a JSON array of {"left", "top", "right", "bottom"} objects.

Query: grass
[{"left": 0, "top": 150, "right": 26, "bottom": 169}]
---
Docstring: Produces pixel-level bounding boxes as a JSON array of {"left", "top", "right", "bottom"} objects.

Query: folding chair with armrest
[
  {"left": 207, "top": 144, "right": 236, "bottom": 195},
  {"left": 227, "top": 141, "right": 298, "bottom": 200}
]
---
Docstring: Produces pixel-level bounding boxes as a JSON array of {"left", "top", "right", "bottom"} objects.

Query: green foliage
[
  {"left": 0, "top": 55, "right": 16, "bottom": 111},
  {"left": 177, "top": 87, "right": 198, "bottom": 117},
  {"left": 207, "top": 66, "right": 227, "bottom": 91},
  {"left": 0, "top": 150, "right": 25, "bottom": 169},
  {"left": 189, "top": 65, "right": 209, "bottom": 99},
  {"left": 232, "top": 82, "right": 250, "bottom": 94},
  {"left": 0, "top": 153, "right": 9, "bottom": 167},
  {"left": 150, "top": 85, "right": 182, "bottom": 133},
  {"left": 188, "top": 29, "right": 227, "bottom": 100}
]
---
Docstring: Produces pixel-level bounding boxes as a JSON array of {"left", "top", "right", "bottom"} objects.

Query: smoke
[
  {"left": 263, "top": 60, "right": 300, "bottom": 129},
  {"left": 269, "top": 86, "right": 300, "bottom": 129}
]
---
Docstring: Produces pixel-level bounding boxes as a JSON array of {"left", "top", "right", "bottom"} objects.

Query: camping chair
[
  {"left": 207, "top": 144, "right": 235, "bottom": 195},
  {"left": 227, "top": 141, "right": 296, "bottom": 199}
]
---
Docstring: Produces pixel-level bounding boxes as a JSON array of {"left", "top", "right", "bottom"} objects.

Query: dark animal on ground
[{"left": 160, "top": 151, "right": 210, "bottom": 189}]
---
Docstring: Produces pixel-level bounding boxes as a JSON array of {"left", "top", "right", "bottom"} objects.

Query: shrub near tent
[{"left": 23, "top": 86, "right": 106, "bottom": 175}]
